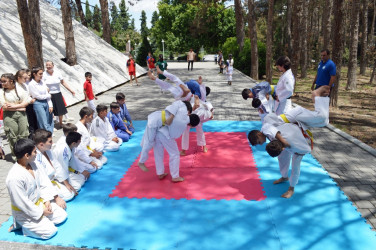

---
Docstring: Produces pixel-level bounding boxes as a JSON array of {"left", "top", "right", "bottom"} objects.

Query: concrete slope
[{"left": 0, "top": 0, "right": 146, "bottom": 106}]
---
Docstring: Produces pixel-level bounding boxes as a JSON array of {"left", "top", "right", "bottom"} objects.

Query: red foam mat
[{"left": 110, "top": 132, "right": 265, "bottom": 201}]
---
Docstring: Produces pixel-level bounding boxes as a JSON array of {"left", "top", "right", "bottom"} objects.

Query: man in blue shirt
[{"left": 311, "top": 49, "right": 336, "bottom": 96}]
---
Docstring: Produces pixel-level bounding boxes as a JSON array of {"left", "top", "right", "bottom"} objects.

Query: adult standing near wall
[
  {"left": 0, "top": 73, "right": 31, "bottom": 156},
  {"left": 274, "top": 56, "right": 295, "bottom": 115},
  {"left": 43, "top": 61, "right": 75, "bottom": 128},
  {"left": 311, "top": 49, "right": 336, "bottom": 96},
  {"left": 28, "top": 67, "right": 54, "bottom": 134},
  {"left": 187, "top": 48, "right": 196, "bottom": 71}
]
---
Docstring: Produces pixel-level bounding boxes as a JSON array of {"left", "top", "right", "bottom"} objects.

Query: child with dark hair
[
  {"left": 75, "top": 107, "right": 107, "bottom": 172},
  {"left": 83, "top": 72, "right": 97, "bottom": 116},
  {"left": 274, "top": 56, "right": 294, "bottom": 115},
  {"left": 108, "top": 102, "right": 133, "bottom": 142},
  {"left": 115, "top": 92, "right": 135, "bottom": 133},
  {"left": 138, "top": 100, "right": 199, "bottom": 177},
  {"left": 156, "top": 54, "right": 168, "bottom": 80},
  {"left": 53, "top": 131, "right": 88, "bottom": 194},
  {"left": 34, "top": 129, "right": 75, "bottom": 202},
  {"left": 90, "top": 104, "right": 122, "bottom": 151},
  {"left": 6, "top": 138, "right": 67, "bottom": 239},
  {"left": 126, "top": 54, "right": 139, "bottom": 86}
]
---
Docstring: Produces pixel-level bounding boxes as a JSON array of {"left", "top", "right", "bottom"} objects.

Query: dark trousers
[
  {"left": 188, "top": 60, "right": 194, "bottom": 71},
  {"left": 26, "top": 104, "right": 38, "bottom": 139}
]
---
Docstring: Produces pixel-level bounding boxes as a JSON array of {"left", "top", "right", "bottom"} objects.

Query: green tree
[
  {"left": 110, "top": 1, "right": 120, "bottom": 32},
  {"left": 129, "top": 18, "right": 135, "bottom": 30},
  {"left": 140, "top": 10, "right": 148, "bottom": 37},
  {"left": 151, "top": 11, "right": 158, "bottom": 28},
  {"left": 85, "top": 0, "right": 93, "bottom": 27},
  {"left": 93, "top": 4, "right": 102, "bottom": 32},
  {"left": 136, "top": 36, "right": 152, "bottom": 66},
  {"left": 118, "top": 0, "right": 130, "bottom": 30}
]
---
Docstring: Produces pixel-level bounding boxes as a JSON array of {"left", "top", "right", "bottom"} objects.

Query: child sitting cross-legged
[{"left": 107, "top": 102, "right": 133, "bottom": 142}]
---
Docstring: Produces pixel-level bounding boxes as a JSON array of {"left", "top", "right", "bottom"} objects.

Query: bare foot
[
  {"left": 138, "top": 162, "right": 149, "bottom": 172},
  {"left": 203, "top": 146, "right": 208, "bottom": 153},
  {"left": 8, "top": 225, "right": 14, "bottom": 232},
  {"left": 273, "top": 177, "right": 288, "bottom": 184},
  {"left": 172, "top": 176, "right": 184, "bottom": 182},
  {"left": 180, "top": 150, "right": 186, "bottom": 156},
  {"left": 148, "top": 71, "right": 156, "bottom": 80},
  {"left": 312, "top": 85, "right": 330, "bottom": 102},
  {"left": 158, "top": 173, "right": 168, "bottom": 180},
  {"left": 157, "top": 67, "right": 163, "bottom": 76},
  {"left": 281, "top": 187, "right": 294, "bottom": 198}
]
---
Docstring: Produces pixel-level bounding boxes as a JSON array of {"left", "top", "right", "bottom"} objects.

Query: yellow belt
[
  {"left": 280, "top": 114, "right": 314, "bottom": 143},
  {"left": 87, "top": 145, "right": 93, "bottom": 151},
  {"left": 271, "top": 85, "right": 275, "bottom": 96},
  {"left": 51, "top": 180, "right": 61, "bottom": 189},
  {"left": 280, "top": 114, "right": 289, "bottom": 123},
  {"left": 12, "top": 197, "right": 44, "bottom": 211},
  {"left": 161, "top": 110, "right": 166, "bottom": 126}
]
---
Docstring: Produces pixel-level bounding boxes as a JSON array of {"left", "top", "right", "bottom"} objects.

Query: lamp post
[
  {"left": 127, "top": 40, "right": 131, "bottom": 54},
  {"left": 162, "top": 39, "right": 165, "bottom": 59}
]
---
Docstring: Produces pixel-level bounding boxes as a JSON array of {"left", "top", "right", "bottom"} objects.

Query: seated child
[
  {"left": 6, "top": 138, "right": 67, "bottom": 239},
  {"left": 53, "top": 131, "right": 90, "bottom": 194},
  {"left": 90, "top": 104, "right": 122, "bottom": 152},
  {"left": 108, "top": 102, "right": 133, "bottom": 142},
  {"left": 138, "top": 100, "right": 200, "bottom": 172},
  {"left": 115, "top": 92, "right": 135, "bottom": 133},
  {"left": 75, "top": 107, "right": 108, "bottom": 172},
  {"left": 34, "top": 129, "right": 74, "bottom": 201}
]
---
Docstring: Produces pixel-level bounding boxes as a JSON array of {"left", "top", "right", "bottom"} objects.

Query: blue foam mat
[{"left": 0, "top": 120, "right": 375, "bottom": 249}]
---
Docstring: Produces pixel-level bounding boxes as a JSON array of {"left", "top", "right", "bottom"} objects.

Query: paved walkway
[{"left": 0, "top": 62, "right": 375, "bottom": 249}]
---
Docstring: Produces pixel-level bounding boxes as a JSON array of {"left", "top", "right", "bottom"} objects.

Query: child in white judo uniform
[
  {"left": 75, "top": 107, "right": 108, "bottom": 172},
  {"left": 265, "top": 123, "right": 312, "bottom": 198},
  {"left": 53, "top": 131, "right": 88, "bottom": 194},
  {"left": 34, "top": 129, "right": 75, "bottom": 202},
  {"left": 90, "top": 104, "right": 123, "bottom": 152},
  {"left": 180, "top": 94, "right": 214, "bottom": 155},
  {"left": 6, "top": 139, "right": 67, "bottom": 239},
  {"left": 148, "top": 69, "right": 193, "bottom": 101},
  {"left": 54, "top": 123, "right": 91, "bottom": 182},
  {"left": 274, "top": 56, "right": 295, "bottom": 115},
  {"left": 138, "top": 101, "right": 200, "bottom": 182},
  {"left": 225, "top": 54, "right": 234, "bottom": 85}
]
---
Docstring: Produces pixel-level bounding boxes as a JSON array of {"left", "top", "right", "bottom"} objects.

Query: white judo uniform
[
  {"left": 262, "top": 96, "right": 330, "bottom": 137},
  {"left": 35, "top": 149, "right": 75, "bottom": 201},
  {"left": 226, "top": 59, "right": 234, "bottom": 81},
  {"left": 53, "top": 140, "right": 86, "bottom": 192},
  {"left": 267, "top": 123, "right": 312, "bottom": 187},
  {"left": 6, "top": 162, "right": 67, "bottom": 239},
  {"left": 139, "top": 100, "right": 189, "bottom": 164},
  {"left": 154, "top": 70, "right": 193, "bottom": 101},
  {"left": 75, "top": 121, "right": 107, "bottom": 172},
  {"left": 274, "top": 68, "right": 295, "bottom": 115},
  {"left": 181, "top": 100, "right": 213, "bottom": 151},
  {"left": 90, "top": 116, "right": 123, "bottom": 152}
]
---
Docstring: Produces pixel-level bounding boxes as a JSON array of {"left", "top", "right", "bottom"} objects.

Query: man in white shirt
[
  {"left": 187, "top": 48, "right": 196, "bottom": 71},
  {"left": 90, "top": 104, "right": 122, "bottom": 152}
]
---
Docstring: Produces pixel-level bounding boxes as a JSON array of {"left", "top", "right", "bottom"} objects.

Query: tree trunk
[
  {"left": 291, "top": 0, "right": 302, "bottom": 78},
  {"left": 248, "top": 0, "right": 258, "bottom": 80},
  {"left": 61, "top": 0, "right": 77, "bottom": 66},
  {"left": 16, "top": 0, "right": 43, "bottom": 68},
  {"left": 330, "top": 0, "right": 345, "bottom": 107},
  {"left": 369, "top": 60, "right": 376, "bottom": 84},
  {"left": 75, "top": 0, "right": 87, "bottom": 27},
  {"left": 234, "top": 0, "right": 245, "bottom": 52},
  {"left": 286, "top": 0, "right": 293, "bottom": 58},
  {"left": 359, "top": 0, "right": 368, "bottom": 75},
  {"left": 100, "top": 0, "right": 111, "bottom": 44},
  {"left": 300, "top": 0, "right": 309, "bottom": 78},
  {"left": 368, "top": 0, "right": 376, "bottom": 46},
  {"left": 266, "top": 0, "right": 274, "bottom": 84},
  {"left": 346, "top": 0, "right": 360, "bottom": 90},
  {"left": 322, "top": 0, "right": 333, "bottom": 50}
]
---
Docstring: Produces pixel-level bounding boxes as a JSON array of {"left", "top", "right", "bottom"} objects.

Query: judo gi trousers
[
  {"left": 181, "top": 123, "right": 205, "bottom": 150},
  {"left": 154, "top": 132, "right": 180, "bottom": 178},
  {"left": 278, "top": 150, "right": 304, "bottom": 187}
]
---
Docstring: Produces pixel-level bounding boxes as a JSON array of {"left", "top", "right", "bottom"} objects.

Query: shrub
[{"left": 136, "top": 36, "right": 152, "bottom": 66}]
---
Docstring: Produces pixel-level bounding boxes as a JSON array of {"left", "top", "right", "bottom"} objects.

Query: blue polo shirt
[
  {"left": 185, "top": 80, "right": 202, "bottom": 99},
  {"left": 315, "top": 59, "right": 336, "bottom": 88}
]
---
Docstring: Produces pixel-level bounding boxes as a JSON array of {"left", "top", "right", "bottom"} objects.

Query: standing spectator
[
  {"left": 127, "top": 55, "right": 139, "bottom": 86},
  {"left": 225, "top": 54, "right": 234, "bottom": 85},
  {"left": 311, "top": 49, "right": 336, "bottom": 96},
  {"left": 156, "top": 54, "right": 168, "bottom": 79},
  {"left": 218, "top": 51, "right": 224, "bottom": 74},
  {"left": 83, "top": 72, "right": 97, "bottom": 116},
  {"left": 274, "top": 56, "right": 295, "bottom": 115},
  {"left": 0, "top": 81, "right": 4, "bottom": 159},
  {"left": 15, "top": 69, "right": 38, "bottom": 139},
  {"left": 0, "top": 73, "right": 31, "bottom": 156},
  {"left": 28, "top": 67, "right": 54, "bottom": 134},
  {"left": 187, "top": 48, "right": 196, "bottom": 71},
  {"left": 43, "top": 61, "right": 75, "bottom": 128},
  {"left": 146, "top": 52, "right": 156, "bottom": 75}
]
